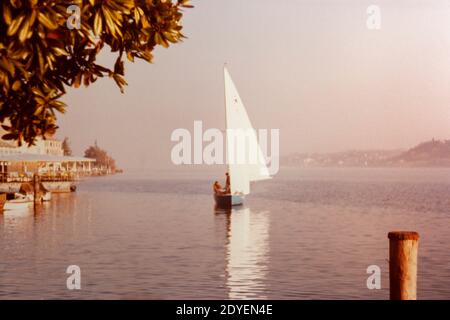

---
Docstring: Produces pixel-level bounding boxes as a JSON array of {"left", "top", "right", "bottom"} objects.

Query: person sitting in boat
[
  {"left": 213, "top": 181, "right": 224, "bottom": 195},
  {"left": 225, "top": 172, "right": 231, "bottom": 194}
]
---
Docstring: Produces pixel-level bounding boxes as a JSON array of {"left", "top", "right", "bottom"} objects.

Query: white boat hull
[
  {"left": 4, "top": 199, "right": 32, "bottom": 210},
  {"left": 42, "top": 192, "right": 52, "bottom": 201}
]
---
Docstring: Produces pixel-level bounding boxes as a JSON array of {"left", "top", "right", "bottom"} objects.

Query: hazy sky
[{"left": 60, "top": 0, "right": 450, "bottom": 169}]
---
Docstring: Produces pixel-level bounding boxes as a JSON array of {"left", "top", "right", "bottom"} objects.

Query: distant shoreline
[
  {"left": 280, "top": 164, "right": 450, "bottom": 169},
  {"left": 282, "top": 138, "right": 450, "bottom": 169}
]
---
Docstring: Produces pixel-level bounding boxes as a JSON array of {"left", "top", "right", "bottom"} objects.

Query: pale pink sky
[{"left": 60, "top": 0, "right": 450, "bottom": 169}]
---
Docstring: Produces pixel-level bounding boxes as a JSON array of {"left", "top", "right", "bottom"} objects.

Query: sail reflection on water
[{"left": 223, "top": 207, "right": 270, "bottom": 299}]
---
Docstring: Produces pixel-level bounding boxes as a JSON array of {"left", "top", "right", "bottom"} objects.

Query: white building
[
  {"left": 0, "top": 132, "right": 95, "bottom": 177},
  {"left": 0, "top": 132, "right": 62, "bottom": 156},
  {"left": 0, "top": 140, "right": 20, "bottom": 156},
  {"left": 11, "top": 137, "right": 63, "bottom": 156}
]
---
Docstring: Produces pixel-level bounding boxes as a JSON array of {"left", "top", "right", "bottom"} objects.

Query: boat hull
[
  {"left": 4, "top": 199, "right": 32, "bottom": 210},
  {"left": 214, "top": 193, "right": 244, "bottom": 208},
  {"left": 42, "top": 192, "right": 52, "bottom": 201}
]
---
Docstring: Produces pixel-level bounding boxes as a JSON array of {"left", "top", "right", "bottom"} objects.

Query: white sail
[{"left": 224, "top": 67, "right": 271, "bottom": 195}]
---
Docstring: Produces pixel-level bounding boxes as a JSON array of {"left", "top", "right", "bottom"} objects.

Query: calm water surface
[{"left": 0, "top": 167, "right": 449, "bottom": 299}]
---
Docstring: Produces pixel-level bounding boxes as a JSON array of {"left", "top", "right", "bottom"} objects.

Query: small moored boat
[
  {"left": 42, "top": 191, "right": 52, "bottom": 201},
  {"left": 4, "top": 193, "right": 33, "bottom": 210}
]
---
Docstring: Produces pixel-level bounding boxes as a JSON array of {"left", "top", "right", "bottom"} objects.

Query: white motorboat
[{"left": 3, "top": 193, "right": 33, "bottom": 210}]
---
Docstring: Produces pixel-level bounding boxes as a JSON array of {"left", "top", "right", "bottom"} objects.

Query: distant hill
[
  {"left": 282, "top": 149, "right": 404, "bottom": 167},
  {"left": 283, "top": 139, "right": 450, "bottom": 167},
  {"left": 387, "top": 139, "right": 450, "bottom": 167}
]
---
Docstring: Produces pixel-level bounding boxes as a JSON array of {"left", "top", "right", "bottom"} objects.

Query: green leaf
[
  {"left": 38, "top": 11, "right": 58, "bottom": 30},
  {"left": 12, "top": 80, "right": 21, "bottom": 91},
  {"left": 94, "top": 11, "right": 103, "bottom": 36},
  {"left": 2, "top": 3, "right": 12, "bottom": 25},
  {"left": 2, "top": 133, "right": 18, "bottom": 141},
  {"left": 7, "top": 13, "right": 25, "bottom": 36}
]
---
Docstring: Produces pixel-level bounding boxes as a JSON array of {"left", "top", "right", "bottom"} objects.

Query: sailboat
[{"left": 214, "top": 66, "right": 272, "bottom": 208}]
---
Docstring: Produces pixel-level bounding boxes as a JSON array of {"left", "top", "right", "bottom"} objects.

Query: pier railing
[
  {"left": 0, "top": 168, "right": 114, "bottom": 183},
  {"left": 0, "top": 173, "right": 79, "bottom": 183}
]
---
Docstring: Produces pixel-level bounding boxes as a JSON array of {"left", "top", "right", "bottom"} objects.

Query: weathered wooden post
[
  {"left": 0, "top": 193, "right": 6, "bottom": 213},
  {"left": 388, "top": 231, "right": 420, "bottom": 300},
  {"left": 33, "top": 173, "right": 40, "bottom": 205}
]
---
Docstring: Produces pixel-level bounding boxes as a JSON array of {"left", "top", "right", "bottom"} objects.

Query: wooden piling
[
  {"left": 32, "top": 173, "right": 42, "bottom": 206},
  {"left": 0, "top": 193, "right": 6, "bottom": 213},
  {"left": 388, "top": 231, "right": 420, "bottom": 300}
]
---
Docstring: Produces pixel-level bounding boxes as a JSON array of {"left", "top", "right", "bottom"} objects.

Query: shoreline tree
[
  {"left": 62, "top": 136, "right": 72, "bottom": 156},
  {"left": 0, "top": 0, "right": 192, "bottom": 145},
  {"left": 84, "top": 141, "right": 116, "bottom": 172}
]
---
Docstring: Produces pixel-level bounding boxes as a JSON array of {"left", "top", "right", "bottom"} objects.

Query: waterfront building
[
  {"left": 15, "top": 137, "right": 64, "bottom": 156},
  {"left": 0, "top": 129, "right": 95, "bottom": 180},
  {"left": 0, "top": 140, "right": 20, "bottom": 156}
]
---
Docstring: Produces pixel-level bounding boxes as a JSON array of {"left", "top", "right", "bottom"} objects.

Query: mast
[{"left": 224, "top": 64, "right": 230, "bottom": 174}]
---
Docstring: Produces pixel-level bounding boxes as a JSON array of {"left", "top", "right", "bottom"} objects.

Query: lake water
[{"left": 0, "top": 167, "right": 449, "bottom": 299}]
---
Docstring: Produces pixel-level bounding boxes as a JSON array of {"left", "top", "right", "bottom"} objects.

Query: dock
[{"left": 0, "top": 154, "right": 96, "bottom": 193}]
